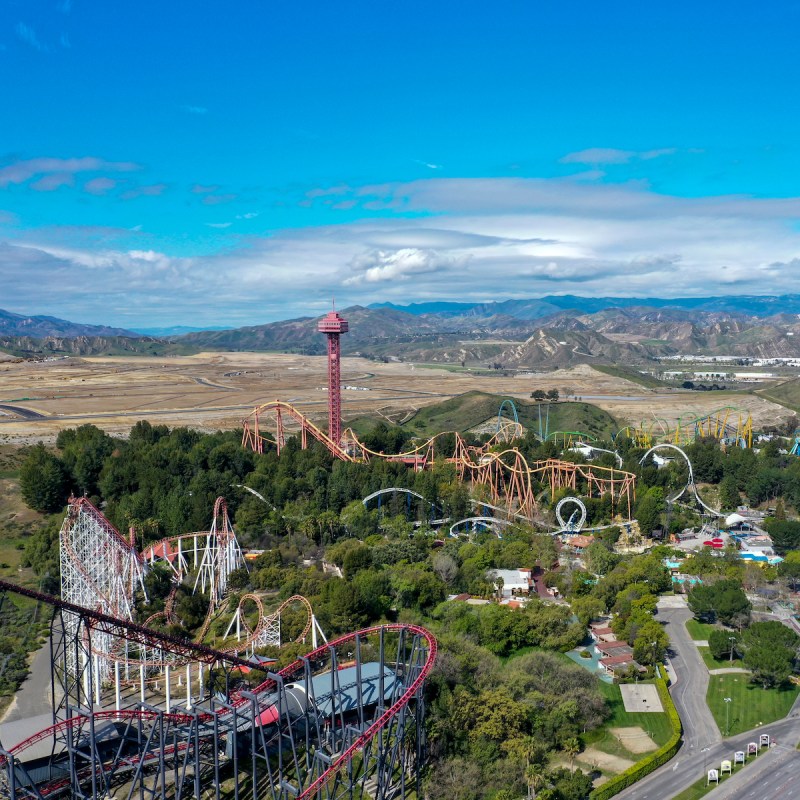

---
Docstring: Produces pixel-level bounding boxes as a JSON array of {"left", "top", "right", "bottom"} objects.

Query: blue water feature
[
  {"left": 672, "top": 575, "right": 702, "bottom": 585},
  {"left": 566, "top": 643, "right": 613, "bottom": 683}
]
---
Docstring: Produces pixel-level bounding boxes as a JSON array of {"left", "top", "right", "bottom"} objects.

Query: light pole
[
  {"left": 724, "top": 697, "right": 732, "bottom": 736},
  {"left": 728, "top": 636, "right": 736, "bottom": 663},
  {"left": 651, "top": 640, "right": 658, "bottom": 669}
]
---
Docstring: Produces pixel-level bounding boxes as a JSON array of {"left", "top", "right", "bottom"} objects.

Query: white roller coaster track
[{"left": 639, "top": 443, "right": 722, "bottom": 517}]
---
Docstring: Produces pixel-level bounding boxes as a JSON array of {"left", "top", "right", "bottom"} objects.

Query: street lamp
[
  {"left": 728, "top": 636, "right": 736, "bottom": 663},
  {"left": 724, "top": 697, "right": 732, "bottom": 736},
  {"left": 651, "top": 640, "right": 658, "bottom": 669}
]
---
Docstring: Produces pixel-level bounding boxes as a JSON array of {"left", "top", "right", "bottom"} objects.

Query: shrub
[{"left": 589, "top": 667, "right": 682, "bottom": 799}]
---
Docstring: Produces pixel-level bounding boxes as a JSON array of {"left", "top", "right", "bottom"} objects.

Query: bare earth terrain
[{"left": 0, "top": 355, "right": 792, "bottom": 443}]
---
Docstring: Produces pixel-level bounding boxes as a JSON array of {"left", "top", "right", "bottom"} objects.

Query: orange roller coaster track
[{"left": 242, "top": 403, "right": 637, "bottom": 520}]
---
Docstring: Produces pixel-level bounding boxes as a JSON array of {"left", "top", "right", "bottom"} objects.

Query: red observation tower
[{"left": 317, "top": 309, "right": 349, "bottom": 445}]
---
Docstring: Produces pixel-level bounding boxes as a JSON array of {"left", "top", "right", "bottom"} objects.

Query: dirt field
[
  {"left": 608, "top": 726, "right": 658, "bottom": 754},
  {"left": 576, "top": 746, "right": 635, "bottom": 774},
  {"left": 0, "top": 354, "right": 792, "bottom": 444}
]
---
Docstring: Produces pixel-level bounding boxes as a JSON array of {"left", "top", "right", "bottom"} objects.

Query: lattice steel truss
[
  {"left": 0, "top": 580, "right": 435, "bottom": 800},
  {"left": 193, "top": 497, "right": 244, "bottom": 606},
  {"left": 59, "top": 497, "right": 147, "bottom": 688}
]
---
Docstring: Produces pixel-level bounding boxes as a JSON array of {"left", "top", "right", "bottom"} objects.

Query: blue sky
[{"left": 1, "top": 0, "right": 800, "bottom": 327}]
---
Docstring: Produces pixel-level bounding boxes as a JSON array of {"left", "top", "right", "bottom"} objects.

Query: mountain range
[{"left": 3, "top": 296, "right": 800, "bottom": 366}]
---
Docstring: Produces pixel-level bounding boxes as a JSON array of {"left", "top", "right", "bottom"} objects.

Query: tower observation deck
[{"left": 317, "top": 310, "right": 349, "bottom": 445}]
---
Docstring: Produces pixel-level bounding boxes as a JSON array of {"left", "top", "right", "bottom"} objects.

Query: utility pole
[{"left": 724, "top": 696, "right": 732, "bottom": 736}]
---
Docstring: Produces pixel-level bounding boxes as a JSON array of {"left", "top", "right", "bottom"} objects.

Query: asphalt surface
[
  {"left": 0, "top": 404, "right": 44, "bottom": 419},
  {"left": 616, "top": 600, "right": 800, "bottom": 800},
  {"left": 707, "top": 737, "right": 800, "bottom": 799},
  {"left": 1, "top": 640, "right": 53, "bottom": 723}
]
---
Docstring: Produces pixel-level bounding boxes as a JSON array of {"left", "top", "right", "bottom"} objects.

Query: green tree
[
  {"left": 764, "top": 519, "right": 800, "bottom": 554},
  {"left": 526, "top": 763, "right": 547, "bottom": 799},
  {"left": 569, "top": 596, "right": 605, "bottom": 627},
  {"left": 688, "top": 579, "right": 750, "bottom": 626},
  {"left": 57, "top": 424, "right": 116, "bottom": 496},
  {"left": 741, "top": 621, "right": 800, "bottom": 688},
  {"left": 778, "top": 550, "right": 800, "bottom": 592},
  {"left": 342, "top": 543, "right": 372, "bottom": 578},
  {"left": 635, "top": 487, "right": 664, "bottom": 536},
  {"left": 718, "top": 474, "right": 740, "bottom": 510},
  {"left": 584, "top": 541, "right": 620, "bottom": 576},
  {"left": 562, "top": 738, "right": 581, "bottom": 773},
  {"left": 743, "top": 645, "right": 794, "bottom": 688},
  {"left": 632, "top": 619, "right": 669, "bottom": 665},
  {"left": 708, "top": 629, "right": 740, "bottom": 661},
  {"left": 19, "top": 444, "right": 69, "bottom": 513}
]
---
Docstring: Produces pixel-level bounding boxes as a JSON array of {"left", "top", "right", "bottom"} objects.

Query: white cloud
[
  {"left": 561, "top": 147, "right": 678, "bottom": 165},
  {"left": 120, "top": 183, "right": 167, "bottom": 200},
  {"left": 413, "top": 159, "right": 443, "bottom": 170},
  {"left": 344, "top": 248, "right": 465, "bottom": 285},
  {"left": 84, "top": 177, "right": 117, "bottom": 195},
  {"left": 4, "top": 176, "right": 800, "bottom": 325},
  {"left": 30, "top": 172, "right": 74, "bottom": 192},
  {"left": 0, "top": 157, "right": 140, "bottom": 188},
  {"left": 15, "top": 22, "right": 47, "bottom": 52}
]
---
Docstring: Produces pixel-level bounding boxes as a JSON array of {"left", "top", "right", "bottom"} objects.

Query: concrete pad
[
  {"left": 620, "top": 683, "right": 664, "bottom": 713},
  {"left": 657, "top": 595, "right": 688, "bottom": 609}
]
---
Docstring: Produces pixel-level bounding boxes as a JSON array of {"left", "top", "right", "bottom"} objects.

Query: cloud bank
[{"left": 2, "top": 176, "right": 800, "bottom": 325}]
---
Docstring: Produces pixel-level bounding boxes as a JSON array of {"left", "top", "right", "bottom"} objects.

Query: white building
[{"left": 486, "top": 568, "right": 532, "bottom": 598}]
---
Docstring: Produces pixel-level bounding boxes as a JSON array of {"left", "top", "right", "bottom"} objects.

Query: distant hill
[
  {"left": 7, "top": 294, "right": 800, "bottom": 366},
  {"left": 0, "top": 335, "right": 193, "bottom": 358},
  {"left": 375, "top": 295, "right": 800, "bottom": 320},
  {"left": 0, "top": 308, "right": 137, "bottom": 338},
  {"left": 132, "top": 325, "right": 230, "bottom": 337},
  {"left": 177, "top": 302, "right": 800, "bottom": 366},
  {"left": 177, "top": 305, "right": 459, "bottom": 354},
  {"left": 400, "top": 391, "right": 618, "bottom": 438}
]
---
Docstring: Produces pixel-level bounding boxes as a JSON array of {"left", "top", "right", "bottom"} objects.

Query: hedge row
[{"left": 589, "top": 667, "right": 683, "bottom": 800}]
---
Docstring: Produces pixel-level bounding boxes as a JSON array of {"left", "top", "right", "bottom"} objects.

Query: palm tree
[
  {"left": 526, "top": 763, "right": 546, "bottom": 799},
  {"left": 563, "top": 737, "right": 581, "bottom": 774}
]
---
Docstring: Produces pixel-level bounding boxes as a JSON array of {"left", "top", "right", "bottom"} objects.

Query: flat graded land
[{"left": 0, "top": 355, "right": 792, "bottom": 443}]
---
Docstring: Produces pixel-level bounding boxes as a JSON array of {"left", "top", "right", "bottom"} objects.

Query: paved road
[
  {"left": 0, "top": 404, "right": 44, "bottom": 420},
  {"left": 707, "top": 737, "right": 800, "bottom": 799},
  {"left": 1, "top": 640, "right": 53, "bottom": 723},
  {"left": 663, "top": 606, "right": 721, "bottom": 751},
  {"left": 616, "top": 600, "right": 800, "bottom": 800}
]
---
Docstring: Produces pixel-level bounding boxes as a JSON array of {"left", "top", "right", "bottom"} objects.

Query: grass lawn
[
  {"left": 697, "top": 647, "right": 744, "bottom": 671},
  {"left": 685, "top": 619, "right": 719, "bottom": 641},
  {"left": 707, "top": 674, "right": 800, "bottom": 736},
  {"left": 581, "top": 680, "right": 673, "bottom": 763}
]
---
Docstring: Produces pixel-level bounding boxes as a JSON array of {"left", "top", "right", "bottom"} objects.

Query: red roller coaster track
[{"left": 0, "top": 579, "right": 436, "bottom": 800}]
